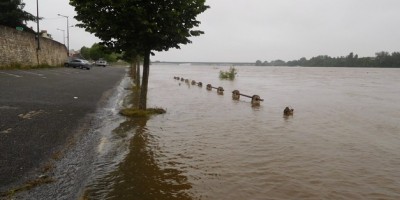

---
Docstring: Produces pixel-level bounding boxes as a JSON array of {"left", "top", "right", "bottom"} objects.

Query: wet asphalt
[{"left": 0, "top": 65, "right": 127, "bottom": 189}]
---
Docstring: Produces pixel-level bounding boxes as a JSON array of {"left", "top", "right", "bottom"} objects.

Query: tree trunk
[
  {"left": 136, "top": 56, "right": 141, "bottom": 87},
  {"left": 131, "top": 57, "right": 137, "bottom": 80},
  {"left": 139, "top": 50, "right": 150, "bottom": 110}
]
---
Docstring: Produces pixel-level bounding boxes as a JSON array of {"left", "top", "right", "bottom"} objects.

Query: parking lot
[{"left": 0, "top": 66, "right": 127, "bottom": 188}]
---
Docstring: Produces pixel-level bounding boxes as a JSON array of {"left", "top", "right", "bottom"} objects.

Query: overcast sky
[{"left": 24, "top": 0, "right": 400, "bottom": 62}]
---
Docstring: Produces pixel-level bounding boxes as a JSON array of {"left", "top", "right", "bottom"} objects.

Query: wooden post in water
[
  {"left": 283, "top": 107, "right": 294, "bottom": 116},
  {"left": 232, "top": 90, "right": 240, "bottom": 100},
  {"left": 191, "top": 80, "right": 196, "bottom": 85},
  {"left": 217, "top": 87, "right": 224, "bottom": 95},
  {"left": 197, "top": 82, "right": 203, "bottom": 87},
  {"left": 251, "top": 95, "right": 263, "bottom": 106},
  {"left": 206, "top": 84, "right": 212, "bottom": 91},
  {"left": 210, "top": 86, "right": 224, "bottom": 95},
  {"left": 181, "top": 78, "right": 184, "bottom": 81}
]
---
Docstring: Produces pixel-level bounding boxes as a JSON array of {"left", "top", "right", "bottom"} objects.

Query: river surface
[{"left": 82, "top": 65, "right": 400, "bottom": 200}]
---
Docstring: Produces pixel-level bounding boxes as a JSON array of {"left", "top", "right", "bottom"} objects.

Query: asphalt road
[{"left": 0, "top": 66, "right": 127, "bottom": 188}]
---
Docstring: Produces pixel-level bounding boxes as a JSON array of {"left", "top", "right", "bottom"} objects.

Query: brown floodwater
[{"left": 82, "top": 65, "right": 400, "bottom": 200}]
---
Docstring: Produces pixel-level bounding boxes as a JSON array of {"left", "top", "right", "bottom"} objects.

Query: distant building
[
  {"left": 69, "top": 49, "right": 83, "bottom": 58},
  {"left": 40, "top": 30, "right": 53, "bottom": 39}
]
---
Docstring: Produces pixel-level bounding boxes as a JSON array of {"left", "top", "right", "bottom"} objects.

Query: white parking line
[
  {"left": 47, "top": 69, "right": 72, "bottom": 75},
  {"left": 0, "top": 71, "right": 22, "bottom": 78},
  {"left": 17, "top": 70, "right": 44, "bottom": 77}
]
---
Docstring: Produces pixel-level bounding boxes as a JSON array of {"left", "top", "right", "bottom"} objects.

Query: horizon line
[{"left": 151, "top": 61, "right": 255, "bottom": 64}]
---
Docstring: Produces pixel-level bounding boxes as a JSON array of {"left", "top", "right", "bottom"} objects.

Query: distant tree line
[
  {"left": 80, "top": 43, "right": 120, "bottom": 62},
  {"left": 256, "top": 51, "right": 400, "bottom": 68}
]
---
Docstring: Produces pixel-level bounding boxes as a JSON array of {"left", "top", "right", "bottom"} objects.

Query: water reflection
[{"left": 84, "top": 96, "right": 193, "bottom": 200}]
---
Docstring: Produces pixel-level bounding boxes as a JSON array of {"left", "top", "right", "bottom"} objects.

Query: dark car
[{"left": 64, "top": 59, "right": 91, "bottom": 70}]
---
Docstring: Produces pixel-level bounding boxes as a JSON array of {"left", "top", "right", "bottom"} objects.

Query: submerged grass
[
  {"left": 119, "top": 107, "right": 166, "bottom": 118},
  {"left": 120, "top": 75, "right": 166, "bottom": 118}
]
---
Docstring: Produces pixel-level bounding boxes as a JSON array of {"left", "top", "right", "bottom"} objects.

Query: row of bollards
[
  {"left": 206, "top": 84, "right": 224, "bottom": 95},
  {"left": 173, "top": 76, "right": 294, "bottom": 115},
  {"left": 174, "top": 76, "right": 203, "bottom": 87},
  {"left": 174, "top": 76, "right": 264, "bottom": 106}
]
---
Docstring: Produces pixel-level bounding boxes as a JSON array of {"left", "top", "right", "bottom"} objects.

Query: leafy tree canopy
[
  {"left": 70, "top": 0, "right": 209, "bottom": 109},
  {"left": 70, "top": 0, "right": 209, "bottom": 54},
  {"left": 0, "top": 0, "right": 36, "bottom": 32}
]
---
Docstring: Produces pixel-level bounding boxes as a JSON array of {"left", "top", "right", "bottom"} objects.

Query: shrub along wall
[{"left": 0, "top": 25, "right": 68, "bottom": 68}]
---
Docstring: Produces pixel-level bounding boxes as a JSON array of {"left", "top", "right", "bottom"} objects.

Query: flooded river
[{"left": 83, "top": 65, "right": 400, "bottom": 200}]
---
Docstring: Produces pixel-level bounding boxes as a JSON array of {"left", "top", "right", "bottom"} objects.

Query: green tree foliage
[
  {"left": 70, "top": 0, "right": 209, "bottom": 109},
  {"left": 0, "top": 0, "right": 36, "bottom": 33},
  {"left": 103, "top": 53, "right": 118, "bottom": 63},
  {"left": 80, "top": 43, "right": 118, "bottom": 62},
  {"left": 375, "top": 51, "right": 391, "bottom": 67},
  {"left": 256, "top": 51, "right": 400, "bottom": 68},
  {"left": 89, "top": 43, "right": 106, "bottom": 61},
  {"left": 80, "top": 46, "right": 91, "bottom": 60},
  {"left": 219, "top": 66, "right": 237, "bottom": 80}
]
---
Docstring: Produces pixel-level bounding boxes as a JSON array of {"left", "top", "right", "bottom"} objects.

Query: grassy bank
[{"left": 120, "top": 107, "right": 166, "bottom": 118}]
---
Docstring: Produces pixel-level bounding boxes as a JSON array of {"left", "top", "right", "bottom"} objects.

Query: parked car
[
  {"left": 95, "top": 60, "right": 107, "bottom": 67},
  {"left": 64, "top": 59, "right": 91, "bottom": 70}
]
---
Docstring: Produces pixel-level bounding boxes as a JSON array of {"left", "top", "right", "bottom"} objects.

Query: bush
[{"left": 219, "top": 66, "right": 237, "bottom": 80}]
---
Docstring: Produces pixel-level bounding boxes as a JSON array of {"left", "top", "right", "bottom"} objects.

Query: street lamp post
[
  {"left": 58, "top": 14, "right": 69, "bottom": 56},
  {"left": 56, "top": 28, "right": 65, "bottom": 45},
  {"left": 36, "top": 0, "right": 40, "bottom": 50}
]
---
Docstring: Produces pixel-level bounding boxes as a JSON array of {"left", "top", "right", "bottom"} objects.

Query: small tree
[
  {"left": 0, "top": 0, "right": 36, "bottom": 32},
  {"left": 219, "top": 66, "right": 237, "bottom": 80},
  {"left": 71, "top": 0, "right": 209, "bottom": 109},
  {"left": 80, "top": 46, "right": 91, "bottom": 60}
]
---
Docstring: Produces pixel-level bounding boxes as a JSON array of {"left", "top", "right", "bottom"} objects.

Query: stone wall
[{"left": 0, "top": 25, "right": 68, "bottom": 68}]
